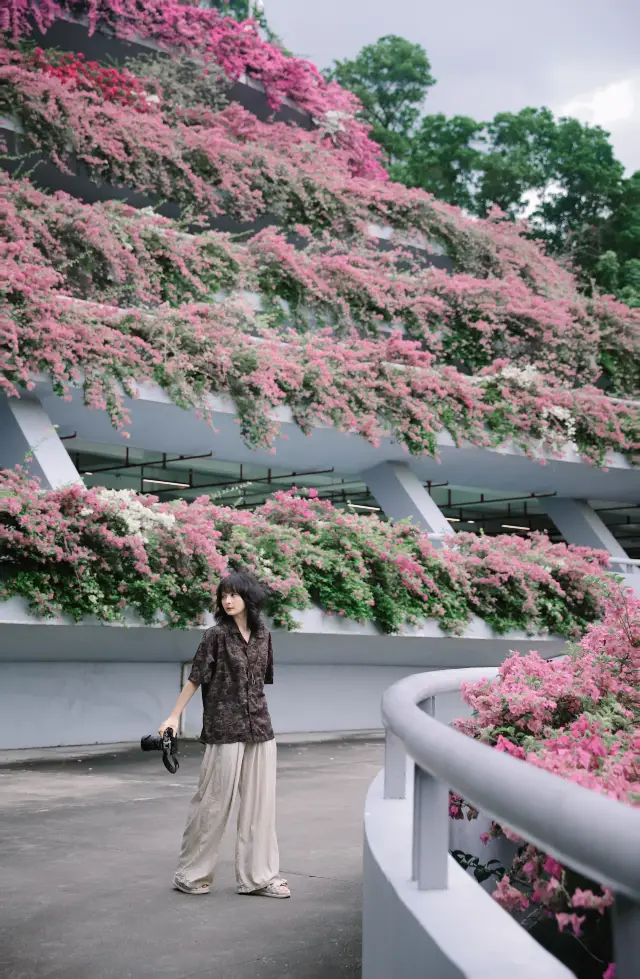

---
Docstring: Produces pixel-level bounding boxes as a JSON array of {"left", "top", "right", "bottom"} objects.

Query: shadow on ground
[{"left": 0, "top": 739, "right": 383, "bottom": 979}]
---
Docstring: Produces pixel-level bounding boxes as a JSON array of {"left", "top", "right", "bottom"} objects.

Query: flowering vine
[
  {"left": 2, "top": 249, "right": 638, "bottom": 464},
  {"left": 0, "top": 470, "right": 615, "bottom": 634},
  {"left": 2, "top": 169, "right": 636, "bottom": 394},
  {"left": 0, "top": 32, "right": 638, "bottom": 460},
  {"left": 26, "top": 46, "right": 152, "bottom": 110},
  {"left": 1, "top": 43, "right": 638, "bottom": 395},
  {"left": 0, "top": 1, "right": 386, "bottom": 178}
]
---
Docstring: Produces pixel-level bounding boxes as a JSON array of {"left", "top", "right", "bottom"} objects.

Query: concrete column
[
  {"left": 544, "top": 498, "right": 639, "bottom": 595},
  {"left": 362, "top": 462, "right": 453, "bottom": 541},
  {"left": 544, "top": 498, "right": 629, "bottom": 558},
  {"left": 0, "top": 395, "right": 82, "bottom": 489}
]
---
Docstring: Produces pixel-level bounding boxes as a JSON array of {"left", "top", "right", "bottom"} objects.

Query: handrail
[
  {"left": 610, "top": 556, "right": 640, "bottom": 569},
  {"left": 381, "top": 667, "right": 640, "bottom": 979}
]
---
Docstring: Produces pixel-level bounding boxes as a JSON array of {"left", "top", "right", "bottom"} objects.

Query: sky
[{"left": 264, "top": 0, "right": 640, "bottom": 174}]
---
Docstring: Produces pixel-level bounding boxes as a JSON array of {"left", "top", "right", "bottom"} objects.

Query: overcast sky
[{"left": 264, "top": 0, "right": 640, "bottom": 174}]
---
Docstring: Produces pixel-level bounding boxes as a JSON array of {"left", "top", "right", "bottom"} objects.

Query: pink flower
[
  {"left": 556, "top": 913, "right": 586, "bottom": 937},
  {"left": 493, "top": 876, "right": 530, "bottom": 913},
  {"left": 543, "top": 856, "right": 564, "bottom": 879},
  {"left": 570, "top": 888, "right": 614, "bottom": 913}
]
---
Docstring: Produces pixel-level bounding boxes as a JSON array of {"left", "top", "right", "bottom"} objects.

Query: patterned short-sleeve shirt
[{"left": 188, "top": 619, "right": 275, "bottom": 744}]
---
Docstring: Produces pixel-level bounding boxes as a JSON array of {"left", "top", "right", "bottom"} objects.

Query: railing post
[
  {"left": 383, "top": 728, "right": 406, "bottom": 800},
  {"left": 613, "top": 893, "right": 640, "bottom": 979},
  {"left": 411, "top": 696, "right": 448, "bottom": 891},
  {"left": 422, "top": 696, "right": 435, "bottom": 717},
  {"left": 412, "top": 765, "right": 449, "bottom": 890}
]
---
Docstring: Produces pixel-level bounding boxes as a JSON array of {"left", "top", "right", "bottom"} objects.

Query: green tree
[
  {"left": 331, "top": 35, "right": 635, "bottom": 306},
  {"left": 474, "top": 108, "right": 558, "bottom": 217},
  {"left": 620, "top": 259, "right": 640, "bottom": 307},
  {"left": 565, "top": 170, "right": 639, "bottom": 298},
  {"left": 529, "top": 115, "right": 623, "bottom": 252},
  {"left": 201, "top": 1, "right": 253, "bottom": 19},
  {"left": 601, "top": 170, "right": 640, "bottom": 266},
  {"left": 404, "top": 105, "right": 626, "bottom": 271},
  {"left": 326, "top": 35, "right": 436, "bottom": 163},
  {"left": 398, "top": 113, "right": 483, "bottom": 210},
  {"left": 589, "top": 250, "right": 639, "bottom": 307},
  {"left": 200, "top": 1, "right": 281, "bottom": 44}
]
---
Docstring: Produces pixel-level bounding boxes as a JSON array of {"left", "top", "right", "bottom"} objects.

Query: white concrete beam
[
  {"left": 544, "top": 497, "right": 640, "bottom": 595},
  {"left": 362, "top": 462, "right": 453, "bottom": 541},
  {"left": 544, "top": 498, "right": 629, "bottom": 558},
  {"left": 0, "top": 395, "right": 82, "bottom": 489}
]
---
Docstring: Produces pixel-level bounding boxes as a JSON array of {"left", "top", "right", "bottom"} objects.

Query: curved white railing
[
  {"left": 380, "top": 668, "right": 640, "bottom": 979},
  {"left": 610, "top": 556, "right": 640, "bottom": 573}
]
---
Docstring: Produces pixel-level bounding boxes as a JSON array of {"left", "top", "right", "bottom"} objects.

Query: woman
[{"left": 158, "top": 570, "right": 290, "bottom": 899}]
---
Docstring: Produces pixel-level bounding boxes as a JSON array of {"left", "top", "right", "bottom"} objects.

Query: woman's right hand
[{"left": 158, "top": 715, "right": 179, "bottom": 737}]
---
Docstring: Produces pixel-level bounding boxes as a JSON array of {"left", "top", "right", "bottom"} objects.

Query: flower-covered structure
[
  {"left": 0, "top": 1, "right": 639, "bottom": 752},
  {"left": 0, "top": 467, "right": 615, "bottom": 635}
]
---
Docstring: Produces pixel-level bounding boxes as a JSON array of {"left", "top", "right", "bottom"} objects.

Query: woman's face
[{"left": 221, "top": 589, "right": 246, "bottom": 619}]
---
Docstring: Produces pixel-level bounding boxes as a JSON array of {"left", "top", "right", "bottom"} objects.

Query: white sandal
[
  {"left": 173, "top": 877, "right": 210, "bottom": 895},
  {"left": 242, "top": 878, "right": 290, "bottom": 899}
]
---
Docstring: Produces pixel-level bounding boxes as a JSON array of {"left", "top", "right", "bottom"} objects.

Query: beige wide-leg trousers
[{"left": 174, "top": 739, "right": 280, "bottom": 893}]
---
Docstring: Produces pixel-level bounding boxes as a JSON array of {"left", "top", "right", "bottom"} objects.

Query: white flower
[
  {"left": 542, "top": 405, "right": 571, "bottom": 423},
  {"left": 144, "top": 93, "right": 160, "bottom": 105},
  {"left": 497, "top": 364, "right": 544, "bottom": 391},
  {"left": 313, "top": 109, "right": 351, "bottom": 136},
  {"left": 541, "top": 404, "right": 577, "bottom": 442},
  {"left": 79, "top": 507, "right": 93, "bottom": 517},
  {"left": 96, "top": 488, "right": 176, "bottom": 542}
]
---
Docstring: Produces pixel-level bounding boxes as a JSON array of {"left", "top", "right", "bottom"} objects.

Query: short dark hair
[{"left": 215, "top": 571, "right": 267, "bottom": 633}]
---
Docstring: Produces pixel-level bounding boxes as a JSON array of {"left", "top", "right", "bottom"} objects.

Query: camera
[{"left": 141, "top": 727, "right": 179, "bottom": 774}]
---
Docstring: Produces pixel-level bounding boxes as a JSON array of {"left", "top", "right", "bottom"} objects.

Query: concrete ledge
[
  {"left": 0, "top": 597, "right": 567, "bottom": 665},
  {"left": 363, "top": 769, "right": 575, "bottom": 979},
  {"left": 25, "top": 372, "right": 640, "bottom": 503}
]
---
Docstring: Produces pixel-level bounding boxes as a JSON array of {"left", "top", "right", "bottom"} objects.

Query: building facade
[{"left": 0, "top": 1, "right": 638, "bottom": 750}]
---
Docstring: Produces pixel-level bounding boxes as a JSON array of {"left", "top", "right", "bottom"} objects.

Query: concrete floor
[{"left": 0, "top": 738, "right": 383, "bottom": 979}]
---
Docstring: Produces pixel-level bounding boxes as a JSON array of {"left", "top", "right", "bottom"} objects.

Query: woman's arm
[{"left": 158, "top": 679, "right": 199, "bottom": 736}]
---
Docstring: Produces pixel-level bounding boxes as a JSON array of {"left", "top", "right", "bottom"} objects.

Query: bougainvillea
[
  {"left": 1, "top": 43, "right": 638, "bottom": 394},
  {"left": 451, "top": 594, "right": 640, "bottom": 979},
  {"left": 0, "top": 46, "right": 375, "bottom": 227},
  {"left": 0, "top": 1, "right": 387, "bottom": 178},
  {"left": 2, "top": 169, "right": 635, "bottom": 392},
  {"left": 0, "top": 10, "right": 638, "bottom": 466},
  {"left": 3, "top": 249, "right": 638, "bottom": 464},
  {"left": 26, "top": 46, "right": 152, "bottom": 110},
  {"left": 0, "top": 470, "right": 615, "bottom": 634}
]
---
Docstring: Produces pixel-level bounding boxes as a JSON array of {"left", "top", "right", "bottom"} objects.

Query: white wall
[
  {"left": 3, "top": 662, "right": 181, "bottom": 750},
  {"left": 0, "top": 661, "right": 471, "bottom": 750}
]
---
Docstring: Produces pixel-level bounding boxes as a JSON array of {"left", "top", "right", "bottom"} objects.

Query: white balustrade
[{"left": 376, "top": 668, "right": 640, "bottom": 979}]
